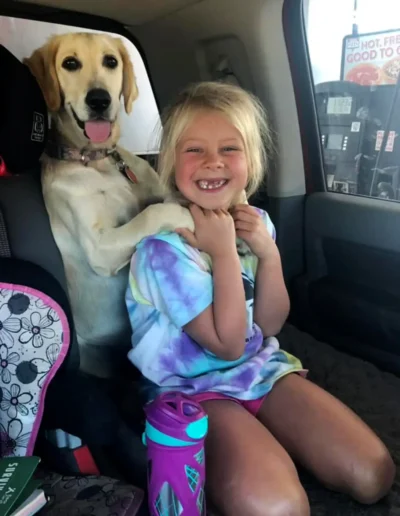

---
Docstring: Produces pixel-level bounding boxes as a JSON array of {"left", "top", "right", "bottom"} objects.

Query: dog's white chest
[{"left": 94, "top": 171, "right": 140, "bottom": 226}]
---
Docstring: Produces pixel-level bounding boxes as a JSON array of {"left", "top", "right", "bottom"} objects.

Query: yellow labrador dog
[{"left": 24, "top": 33, "right": 194, "bottom": 377}]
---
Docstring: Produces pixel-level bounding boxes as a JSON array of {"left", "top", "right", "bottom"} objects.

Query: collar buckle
[{"left": 80, "top": 152, "right": 91, "bottom": 166}]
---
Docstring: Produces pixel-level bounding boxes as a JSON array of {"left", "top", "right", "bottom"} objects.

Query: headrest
[{"left": 0, "top": 45, "right": 48, "bottom": 174}]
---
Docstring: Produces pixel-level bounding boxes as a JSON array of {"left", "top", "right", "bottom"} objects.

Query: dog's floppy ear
[
  {"left": 23, "top": 38, "right": 61, "bottom": 112},
  {"left": 115, "top": 39, "right": 138, "bottom": 114}
]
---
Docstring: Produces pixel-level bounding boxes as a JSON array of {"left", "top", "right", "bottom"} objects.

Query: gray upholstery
[{"left": 0, "top": 169, "right": 68, "bottom": 292}]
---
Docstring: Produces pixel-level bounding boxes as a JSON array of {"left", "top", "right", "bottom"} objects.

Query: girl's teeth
[{"left": 198, "top": 180, "right": 227, "bottom": 190}]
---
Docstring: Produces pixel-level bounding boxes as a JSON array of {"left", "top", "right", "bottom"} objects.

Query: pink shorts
[{"left": 191, "top": 392, "right": 266, "bottom": 417}]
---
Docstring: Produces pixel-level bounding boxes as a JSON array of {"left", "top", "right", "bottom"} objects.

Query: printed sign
[
  {"left": 327, "top": 96, "right": 353, "bottom": 115},
  {"left": 342, "top": 29, "right": 400, "bottom": 86},
  {"left": 375, "top": 130, "right": 396, "bottom": 152}
]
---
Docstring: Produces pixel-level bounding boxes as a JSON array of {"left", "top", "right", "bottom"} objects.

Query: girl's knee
[
  {"left": 264, "top": 489, "right": 310, "bottom": 516},
  {"left": 219, "top": 478, "right": 310, "bottom": 516},
  {"left": 347, "top": 445, "right": 396, "bottom": 505}
]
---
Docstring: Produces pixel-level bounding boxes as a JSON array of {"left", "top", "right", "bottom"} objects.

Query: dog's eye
[
  {"left": 103, "top": 55, "right": 118, "bottom": 69},
  {"left": 62, "top": 57, "right": 81, "bottom": 71}
]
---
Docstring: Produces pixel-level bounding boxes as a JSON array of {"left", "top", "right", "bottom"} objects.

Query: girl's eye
[
  {"left": 222, "top": 146, "right": 239, "bottom": 152},
  {"left": 186, "top": 147, "right": 202, "bottom": 153}
]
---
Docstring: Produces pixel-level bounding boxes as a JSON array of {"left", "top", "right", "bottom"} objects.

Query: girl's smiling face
[{"left": 175, "top": 110, "right": 248, "bottom": 210}]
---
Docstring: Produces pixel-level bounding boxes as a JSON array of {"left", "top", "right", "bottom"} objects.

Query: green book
[{"left": 0, "top": 457, "right": 43, "bottom": 516}]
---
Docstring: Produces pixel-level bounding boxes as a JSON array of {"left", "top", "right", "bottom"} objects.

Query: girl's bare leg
[
  {"left": 258, "top": 374, "right": 395, "bottom": 505},
  {"left": 202, "top": 399, "right": 310, "bottom": 516}
]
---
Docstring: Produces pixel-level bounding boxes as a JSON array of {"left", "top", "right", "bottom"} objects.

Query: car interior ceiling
[{"left": 1, "top": 0, "right": 400, "bottom": 514}]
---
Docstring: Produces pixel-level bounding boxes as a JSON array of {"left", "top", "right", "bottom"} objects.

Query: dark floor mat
[{"left": 279, "top": 324, "right": 400, "bottom": 515}]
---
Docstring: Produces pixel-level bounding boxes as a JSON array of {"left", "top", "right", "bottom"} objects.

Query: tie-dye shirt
[{"left": 126, "top": 207, "right": 303, "bottom": 402}]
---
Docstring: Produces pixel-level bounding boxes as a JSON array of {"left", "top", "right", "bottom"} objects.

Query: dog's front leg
[{"left": 82, "top": 202, "right": 195, "bottom": 276}]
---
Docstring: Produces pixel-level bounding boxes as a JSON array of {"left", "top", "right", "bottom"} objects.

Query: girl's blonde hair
[{"left": 157, "top": 81, "right": 273, "bottom": 199}]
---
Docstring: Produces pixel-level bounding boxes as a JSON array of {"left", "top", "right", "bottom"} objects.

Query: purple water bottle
[{"left": 143, "top": 391, "right": 208, "bottom": 516}]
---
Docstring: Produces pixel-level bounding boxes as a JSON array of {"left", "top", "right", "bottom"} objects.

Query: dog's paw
[
  {"left": 140, "top": 195, "right": 165, "bottom": 210},
  {"left": 145, "top": 202, "right": 195, "bottom": 232},
  {"left": 164, "top": 202, "right": 195, "bottom": 231}
]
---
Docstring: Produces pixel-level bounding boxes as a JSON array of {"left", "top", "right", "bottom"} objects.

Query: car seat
[{"left": 0, "top": 43, "right": 147, "bottom": 487}]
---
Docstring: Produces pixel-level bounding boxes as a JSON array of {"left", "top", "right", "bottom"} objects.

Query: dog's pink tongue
[{"left": 84, "top": 121, "right": 111, "bottom": 143}]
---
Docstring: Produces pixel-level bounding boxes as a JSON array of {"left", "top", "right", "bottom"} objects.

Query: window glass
[
  {"left": 0, "top": 16, "right": 160, "bottom": 154},
  {"left": 304, "top": 0, "right": 400, "bottom": 201}
]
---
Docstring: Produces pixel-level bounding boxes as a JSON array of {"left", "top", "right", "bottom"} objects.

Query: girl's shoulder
[
  {"left": 137, "top": 231, "right": 185, "bottom": 251},
  {"left": 135, "top": 231, "right": 210, "bottom": 271}
]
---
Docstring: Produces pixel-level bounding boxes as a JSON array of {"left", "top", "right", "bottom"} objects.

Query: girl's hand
[
  {"left": 231, "top": 204, "right": 277, "bottom": 260},
  {"left": 176, "top": 204, "right": 237, "bottom": 258}
]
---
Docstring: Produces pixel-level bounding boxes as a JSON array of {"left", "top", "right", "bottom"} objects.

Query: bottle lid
[{"left": 145, "top": 392, "right": 208, "bottom": 444}]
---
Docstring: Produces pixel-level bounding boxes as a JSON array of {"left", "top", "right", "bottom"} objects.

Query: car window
[{"left": 304, "top": 0, "right": 400, "bottom": 202}]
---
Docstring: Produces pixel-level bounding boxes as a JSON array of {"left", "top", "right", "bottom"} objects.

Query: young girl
[{"left": 126, "top": 82, "right": 395, "bottom": 515}]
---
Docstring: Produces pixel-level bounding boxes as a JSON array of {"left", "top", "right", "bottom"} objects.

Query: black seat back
[
  {"left": 0, "top": 44, "right": 78, "bottom": 369},
  {"left": 0, "top": 43, "right": 146, "bottom": 479}
]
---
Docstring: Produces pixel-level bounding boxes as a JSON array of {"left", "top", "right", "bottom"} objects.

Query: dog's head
[{"left": 24, "top": 32, "right": 138, "bottom": 148}]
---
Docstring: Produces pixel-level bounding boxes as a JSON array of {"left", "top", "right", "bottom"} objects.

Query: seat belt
[{"left": 0, "top": 207, "right": 11, "bottom": 258}]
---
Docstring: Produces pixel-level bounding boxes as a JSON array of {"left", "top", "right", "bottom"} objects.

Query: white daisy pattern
[
  {"left": 0, "top": 304, "right": 21, "bottom": 347},
  {"left": 0, "top": 284, "right": 69, "bottom": 458},
  {"left": 30, "top": 343, "right": 60, "bottom": 388},
  {"left": 35, "top": 298, "right": 47, "bottom": 310},
  {"left": 31, "top": 402, "right": 39, "bottom": 416},
  {"left": 47, "top": 308, "right": 60, "bottom": 323},
  {"left": 0, "top": 418, "right": 30, "bottom": 456},
  {"left": 0, "top": 344, "right": 19, "bottom": 384},
  {"left": 1, "top": 384, "right": 33, "bottom": 419},
  {"left": 19, "top": 311, "right": 55, "bottom": 348}
]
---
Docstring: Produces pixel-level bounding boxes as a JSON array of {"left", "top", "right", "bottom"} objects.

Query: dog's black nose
[{"left": 85, "top": 88, "right": 111, "bottom": 113}]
